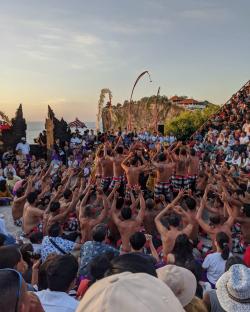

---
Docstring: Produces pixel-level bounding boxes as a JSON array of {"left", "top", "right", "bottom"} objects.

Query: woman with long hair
[
  {"left": 166, "top": 233, "right": 194, "bottom": 266},
  {"left": 202, "top": 231, "right": 230, "bottom": 288}
]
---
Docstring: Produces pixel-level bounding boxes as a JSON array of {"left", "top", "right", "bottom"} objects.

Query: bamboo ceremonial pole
[{"left": 128, "top": 71, "right": 152, "bottom": 131}]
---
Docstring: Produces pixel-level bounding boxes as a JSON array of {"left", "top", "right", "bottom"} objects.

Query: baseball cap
[
  {"left": 76, "top": 272, "right": 184, "bottom": 312},
  {"left": 157, "top": 265, "right": 196, "bottom": 307}
]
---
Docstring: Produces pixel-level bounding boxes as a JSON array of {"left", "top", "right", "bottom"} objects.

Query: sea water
[{"left": 26, "top": 121, "right": 96, "bottom": 144}]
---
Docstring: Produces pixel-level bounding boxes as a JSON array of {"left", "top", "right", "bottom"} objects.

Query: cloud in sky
[{"left": 0, "top": 0, "right": 249, "bottom": 121}]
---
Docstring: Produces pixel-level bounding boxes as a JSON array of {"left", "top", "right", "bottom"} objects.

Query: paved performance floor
[{"left": 0, "top": 205, "right": 20, "bottom": 237}]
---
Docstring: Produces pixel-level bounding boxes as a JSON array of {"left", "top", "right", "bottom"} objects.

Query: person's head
[
  {"left": 19, "top": 244, "right": 33, "bottom": 267},
  {"left": 158, "top": 153, "right": 166, "bottom": 162},
  {"left": 21, "top": 137, "right": 26, "bottom": 143},
  {"left": 116, "top": 197, "right": 124, "bottom": 210},
  {"left": 46, "top": 255, "right": 78, "bottom": 292},
  {"left": 173, "top": 234, "right": 193, "bottom": 256},
  {"left": 116, "top": 146, "right": 124, "bottom": 155},
  {"left": 242, "top": 203, "right": 250, "bottom": 217},
  {"left": 0, "top": 269, "right": 30, "bottom": 312},
  {"left": 225, "top": 256, "right": 245, "bottom": 272},
  {"left": 0, "top": 232, "right": 7, "bottom": 247},
  {"left": 89, "top": 253, "right": 114, "bottom": 282},
  {"left": 48, "top": 222, "right": 61, "bottom": 237},
  {"left": 29, "top": 232, "right": 43, "bottom": 245},
  {"left": 216, "top": 264, "right": 250, "bottom": 311},
  {"left": 190, "top": 148, "right": 196, "bottom": 156},
  {"left": 15, "top": 187, "right": 25, "bottom": 198},
  {"left": 146, "top": 198, "right": 155, "bottom": 210},
  {"left": 184, "top": 197, "right": 196, "bottom": 211},
  {"left": 0, "top": 246, "right": 27, "bottom": 274},
  {"left": 209, "top": 215, "right": 221, "bottom": 225},
  {"left": 106, "top": 253, "right": 157, "bottom": 277},
  {"left": 215, "top": 232, "right": 230, "bottom": 260},
  {"left": 18, "top": 169, "right": 26, "bottom": 179},
  {"left": 26, "top": 192, "right": 38, "bottom": 205},
  {"left": 157, "top": 265, "right": 197, "bottom": 308},
  {"left": 166, "top": 212, "right": 181, "bottom": 228},
  {"left": 121, "top": 207, "right": 132, "bottom": 220},
  {"left": 38, "top": 255, "right": 60, "bottom": 291},
  {"left": 0, "top": 180, "right": 7, "bottom": 192},
  {"left": 84, "top": 204, "right": 94, "bottom": 218},
  {"left": 6, "top": 171, "right": 14, "bottom": 180},
  {"left": 63, "top": 188, "right": 72, "bottom": 200},
  {"left": 92, "top": 224, "right": 107, "bottom": 242},
  {"left": 49, "top": 201, "right": 60, "bottom": 213},
  {"left": 76, "top": 272, "right": 183, "bottom": 312},
  {"left": 130, "top": 157, "right": 138, "bottom": 167},
  {"left": 129, "top": 232, "right": 146, "bottom": 251}
]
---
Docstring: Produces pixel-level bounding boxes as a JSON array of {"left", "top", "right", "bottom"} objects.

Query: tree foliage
[{"left": 165, "top": 104, "right": 219, "bottom": 141}]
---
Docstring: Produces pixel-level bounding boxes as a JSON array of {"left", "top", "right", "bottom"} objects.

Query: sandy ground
[{"left": 0, "top": 205, "right": 20, "bottom": 237}]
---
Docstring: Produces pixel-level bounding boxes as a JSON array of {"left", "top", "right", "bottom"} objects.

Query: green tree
[{"left": 165, "top": 104, "right": 219, "bottom": 141}]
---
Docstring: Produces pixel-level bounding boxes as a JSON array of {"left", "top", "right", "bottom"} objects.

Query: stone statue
[{"left": 2, "top": 104, "right": 27, "bottom": 149}]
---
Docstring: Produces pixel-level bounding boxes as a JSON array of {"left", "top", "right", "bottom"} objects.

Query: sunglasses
[{"left": 0, "top": 268, "right": 22, "bottom": 312}]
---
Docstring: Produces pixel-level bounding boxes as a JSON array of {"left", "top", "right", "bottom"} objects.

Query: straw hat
[
  {"left": 76, "top": 272, "right": 184, "bottom": 312},
  {"left": 157, "top": 265, "right": 197, "bottom": 307},
  {"left": 216, "top": 264, "right": 250, "bottom": 312}
]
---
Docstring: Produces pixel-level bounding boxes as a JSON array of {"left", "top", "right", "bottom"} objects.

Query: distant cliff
[{"left": 102, "top": 95, "right": 185, "bottom": 131}]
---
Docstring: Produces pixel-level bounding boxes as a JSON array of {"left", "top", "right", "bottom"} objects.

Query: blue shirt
[
  {"left": 41, "top": 236, "right": 75, "bottom": 262},
  {"left": 79, "top": 241, "right": 119, "bottom": 276}
]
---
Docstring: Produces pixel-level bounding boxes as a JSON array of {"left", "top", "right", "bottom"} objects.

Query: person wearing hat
[
  {"left": 157, "top": 265, "right": 207, "bottom": 312},
  {"left": 76, "top": 272, "right": 184, "bottom": 312},
  {"left": 216, "top": 264, "right": 250, "bottom": 312},
  {"left": 16, "top": 137, "right": 30, "bottom": 156}
]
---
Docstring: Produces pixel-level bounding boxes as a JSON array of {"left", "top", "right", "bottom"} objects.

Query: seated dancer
[
  {"left": 151, "top": 145, "right": 174, "bottom": 201},
  {"left": 12, "top": 178, "right": 33, "bottom": 226},
  {"left": 111, "top": 188, "right": 146, "bottom": 253},
  {"left": 43, "top": 186, "right": 82, "bottom": 235},
  {"left": 22, "top": 192, "right": 45, "bottom": 237},
  {"left": 195, "top": 185, "right": 234, "bottom": 249},
  {"left": 226, "top": 199, "right": 250, "bottom": 250},
  {"left": 154, "top": 190, "right": 193, "bottom": 257},
  {"left": 79, "top": 186, "right": 109, "bottom": 243}
]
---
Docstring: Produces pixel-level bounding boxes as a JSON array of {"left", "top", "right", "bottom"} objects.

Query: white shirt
[
  {"left": 231, "top": 157, "right": 241, "bottom": 166},
  {"left": 70, "top": 137, "right": 81, "bottom": 145},
  {"left": 16, "top": 142, "right": 30, "bottom": 155},
  {"left": 36, "top": 289, "right": 79, "bottom": 312},
  {"left": 202, "top": 252, "right": 229, "bottom": 284},
  {"left": 239, "top": 136, "right": 249, "bottom": 145}
]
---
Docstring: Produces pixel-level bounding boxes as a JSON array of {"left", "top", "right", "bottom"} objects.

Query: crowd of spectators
[{"left": 0, "top": 82, "right": 249, "bottom": 312}]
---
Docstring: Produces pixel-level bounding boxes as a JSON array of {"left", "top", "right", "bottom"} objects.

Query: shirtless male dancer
[
  {"left": 154, "top": 190, "right": 193, "bottom": 257},
  {"left": 195, "top": 185, "right": 234, "bottom": 249},
  {"left": 111, "top": 189, "right": 146, "bottom": 253},
  {"left": 79, "top": 187, "right": 109, "bottom": 243},
  {"left": 108, "top": 145, "right": 125, "bottom": 190},
  {"left": 152, "top": 150, "right": 174, "bottom": 201},
  {"left": 22, "top": 191, "right": 45, "bottom": 236},
  {"left": 99, "top": 145, "right": 113, "bottom": 192},
  {"left": 12, "top": 178, "right": 33, "bottom": 226},
  {"left": 121, "top": 151, "right": 147, "bottom": 191}
]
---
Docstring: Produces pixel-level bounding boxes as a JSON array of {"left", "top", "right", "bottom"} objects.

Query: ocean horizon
[{"left": 26, "top": 121, "right": 96, "bottom": 144}]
